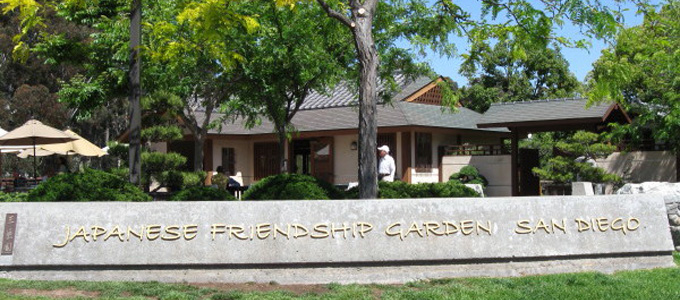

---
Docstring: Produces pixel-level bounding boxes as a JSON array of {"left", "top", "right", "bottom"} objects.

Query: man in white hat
[{"left": 377, "top": 145, "right": 395, "bottom": 182}]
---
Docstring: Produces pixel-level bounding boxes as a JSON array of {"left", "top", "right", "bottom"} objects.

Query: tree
[
  {"left": 311, "top": 0, "right": 632, "bottom": 198},
  {"left": 232, "top": 1, "right": 354, "bottom": 174},
  {"left": 146, "top": 0, "right": 258, "bottom": 172},
  {"left": 589, "top": 1, "right": 680, "bottom": 151},
  {"left": 532, "top": 131, "right": 620, "bottom": 184},
  {"left": 0, "top": 7, "right": 78, "bottom": 129},
  {"left": 460, "top": 42, "right": 580, "bottom": 112}
]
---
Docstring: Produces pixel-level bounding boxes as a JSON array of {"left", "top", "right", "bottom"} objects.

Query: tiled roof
[
  {"left": 478, "top": 98, "right": 615, "bottom": 127},
  {"left": 195, "top": 74, "right": 509, "bottom": 136},
  {"left": 204, "top": 101, "right": 507, "bottom": 136},
  {"left": 298, "top": 74, "right": 422, "bottom": 110}
]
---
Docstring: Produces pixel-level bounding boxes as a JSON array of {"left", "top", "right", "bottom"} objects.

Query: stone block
[
  {"left": 572, "top": 182, "right": 594, "bottom": 195},
  {"left": 0, "top": 195, "right": 674, "bottom": 283}
]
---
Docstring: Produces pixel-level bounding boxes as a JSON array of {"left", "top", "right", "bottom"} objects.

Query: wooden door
[
  {"left": 254, "top": 142, "right": 280, "bottom": 181},
  {"left": 311, "top": 137, "right": 334, "bottom": 184},
  {"left": 519, "top": 148, "right": 540, "bottom": 196}
]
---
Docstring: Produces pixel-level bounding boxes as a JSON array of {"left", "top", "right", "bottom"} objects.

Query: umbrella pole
[{"left": 33, "top": 138, "right": 37, "bottom": 181}]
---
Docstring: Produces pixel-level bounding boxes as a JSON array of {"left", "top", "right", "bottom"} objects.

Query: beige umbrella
[
  {"left": 17, "top": 147, "right": 70, "bottom": 158},
  {"left": 41, "top": 130, "right": 107, "bottom": 157},
  {"left": 0, "top": 120, "right": 77, "bottom": 179}
]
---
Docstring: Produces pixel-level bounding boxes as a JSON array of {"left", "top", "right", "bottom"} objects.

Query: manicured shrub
[
  {"left": 212, "top": 173, "right": 229, "bottom": 190},
  {"left": 170, "top": 187, "right": 236, "bottom": 201},
  {"left": 0, "top": 192, "right": 28, "bottom": 202},
  {"left": 449, "top": 165, "right": 488, "bottom": 187},
  {"left": 243, "top": 173, "right": 343, "bottom": 200},
  {"left": 27, "top": 168, "right": 151, "bottom": 202},
  {"left": 165, "top": 171, "right": 206, "bottom": 191},
  {"left": 108, "top": 167, "right": 129, "bottom": 181},
  {"left": 345, "top": 181, "right": 479, "bottom": 199}
]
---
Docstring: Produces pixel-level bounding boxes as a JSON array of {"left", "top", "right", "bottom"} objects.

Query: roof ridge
[{"left": 490, "top": 97, "right": 587, "bottom": 107}]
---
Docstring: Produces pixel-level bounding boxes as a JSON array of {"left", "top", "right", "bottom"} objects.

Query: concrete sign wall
[{"left": 0, "top": 195, "right": 675, "bottom": 283}]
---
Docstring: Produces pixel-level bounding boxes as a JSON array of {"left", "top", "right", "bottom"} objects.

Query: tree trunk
[
  {"left": 353, "top": 11, "right": 379, "bottom": 199},
  {"left": 193, "top": 132, "right": 205, "bottom": 172},
  {"left": 128, "top": 0, "right": 142, "bottom": 185},
  {"left": 277, "top": 125, "right": 288, "bottom": 174}
]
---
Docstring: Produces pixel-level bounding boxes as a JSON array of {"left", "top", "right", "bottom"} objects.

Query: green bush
[
  {"left": 346, "top": 181, "right": 479, "bottom": 199},
  {"left": 27, "top": 168, "right": 151, "bottom": 202},
  {"left": 0, "top": 192, "right": 28, "bottom": 202},
  {"left": 449, "top": 165, "right": 488, "bottom": 187},
  {"left": 165, "top": 171, "right": 206, "bottom": 191},
  {"left": 212, "top": 173, "right": 229, "bottom": 190},
  {"left": 142, "top": 152, "right": 187, "bottom": 191},
  {"left": 108, "top": 167, "right": 129, "bottom": 181},
  {"left": 243, "top": 173, "right": 343, "bottom": 200},
  {"left": 381, "top": 181, "right": 479, "bottom": 198},
  {"left": 170, "top": 187, "right": 236, "bottom": 201}
]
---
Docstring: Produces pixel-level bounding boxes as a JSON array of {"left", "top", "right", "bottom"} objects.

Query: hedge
[
  {"left": 27, "top": 168, "right": 151, "bottom": 202},
  {"left": 346, "top": 181, "right": 479, "bottom": 199},
  {"left": 243, "top": 173, "right": 344, "bottom": 200},
  {"left": 170, "top": 186, "right": 237, "bottom": 201}
]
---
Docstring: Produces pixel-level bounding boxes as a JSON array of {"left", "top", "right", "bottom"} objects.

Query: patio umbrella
[
  {"left": 17, "top": 147, "right": 70, "bottom": 158},
  {"left": 41, "top": 130, "right": 107, "bottom": 157},
  {"left": 0, "top": 120, "right": 77, "bottom": 179}
]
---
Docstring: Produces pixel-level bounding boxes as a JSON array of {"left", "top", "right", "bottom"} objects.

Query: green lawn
[{"left": 0, "top": 253, "right": 678, "bottom": 300}]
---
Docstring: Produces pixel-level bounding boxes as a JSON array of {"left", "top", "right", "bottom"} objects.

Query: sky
[{"left": 407, "top": 1, "right": 658, "bottom": 85}]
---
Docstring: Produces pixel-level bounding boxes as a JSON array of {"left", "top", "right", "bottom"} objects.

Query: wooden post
[
  {"left": 128, "top": 0, "right": 142, "bottom": 185},
  {"left": 676, "top": 152, "right": 679, "bottom": 182},
  {"left": 511, "top": 129, "right": 519, "bottom": 196}
]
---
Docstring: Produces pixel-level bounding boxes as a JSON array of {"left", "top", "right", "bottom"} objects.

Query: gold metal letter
[
  {"left": 515, "top": 220, "right": 532, "bottom": 234},
  {"left": 162, "top": 225, "right": 181, "bottom": 241},
  {"left": 477, "top": 221, "right": 492, "bottom": 235},
  {"left": 355, "top": 222, "right": 373, "bottom": 238},
  {"left": 574, "top": 218, "right": 591, "bottom": 232},
  {"left": 552, "top": 219, "right": 567, "bottom": 234},
  {"left": 385, "top": 222, "right": 403, "bottom": 240},
  {"left": 104, "top": 226, "right": 124, "bottom": 241},
  {"left": 596, "top": 218, "right": 609, "bottom": 232},
  {"left": 126, "top": 226, "right": 144, "bottom": 241},
  {"left": 183, "top": 224, "right": 198, "bottom": 240},
  {"left": 443, "top": 221, "right": 459, "bottom": 235},
  {"left": 210, "top": 224, "right": 226, "bottom": 241},
  {"left": 90, "top": 226, "right": 107, "bottom": 241},
  {"left": 52, "top": 225, "right": 70, "bottom": 248},
  {"left": 146, "top": 225, "right": 161, "bottom": 241},
  {"left": 627, "top": 218, "right": 640, "bottom": 231},
  {"left": 256, "top": 223, "right": 272, "bottom": 239},
  {"left": 534, "top": 219, "right": 551, "bottom": 234},
  {"left": 611, "top": 218, "right": 626, "bottom": 234},
  {"left": 311, "top": 223, "right": 330, "bottom": 239},
  {"left": 423, "top": 222, "right": 443, "bottom": 236},
  {"left": 71, "top": 226, "right": 90, "bottom": 242}
]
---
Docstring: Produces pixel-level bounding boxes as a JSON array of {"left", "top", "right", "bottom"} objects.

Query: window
[
  {"left": 415, "top": 132, "right": 432, "bottom": 168},
  {"left": 221, "top": 148, "right": 235, "bottom": 175},
  {"left": 254, "top": 142, "right": 280, "bottom": 180}
]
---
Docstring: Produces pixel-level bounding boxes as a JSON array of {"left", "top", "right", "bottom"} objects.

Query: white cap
[{"left": 378, "top": 145, "right": 390, "bottom": 153}]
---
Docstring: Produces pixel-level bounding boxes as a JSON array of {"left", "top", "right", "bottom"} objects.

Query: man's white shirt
[{"left": 379, "top": 154, "right": 396, "bottom": 182}]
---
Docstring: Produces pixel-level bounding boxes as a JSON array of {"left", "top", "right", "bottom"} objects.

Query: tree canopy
[
  {"left": 589, "top": 0, "right": 679, "bottom": 151},
  {"left": 231, "top": 1, "right": 355, "bottom": 173},
  {"left": 460, "top": 42, "right": 580, "bottom": 113}
]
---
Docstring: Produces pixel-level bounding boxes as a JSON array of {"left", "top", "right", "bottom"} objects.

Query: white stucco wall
[
  {"left": 595, "top": 151, "right": 677, "bottom": 183},
  {"left": 441, "top": 155, "right": 512, "bottom": 197},
  {"left": 334, "top": 135, "right": 359, "bottom": 185},
  {"left": 211, "top": 139, "right": 256, "bottom": 186}
]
